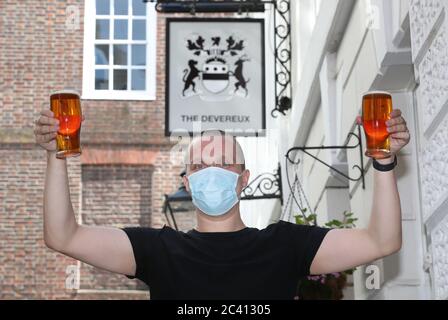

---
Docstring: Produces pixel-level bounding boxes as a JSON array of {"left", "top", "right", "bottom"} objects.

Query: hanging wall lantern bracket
[{"left": 285, "top": 125, "right": 366, "bottom": 189}]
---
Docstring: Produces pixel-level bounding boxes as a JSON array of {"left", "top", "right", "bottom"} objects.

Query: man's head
[
  {"left": 182, "top": 130, "right": 250, "bottom": 215},
  {"left": 184, "top": 130, "right": 246, "bottom": 172}
]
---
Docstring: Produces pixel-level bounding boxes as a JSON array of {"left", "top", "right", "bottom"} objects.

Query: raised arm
[
  {"left": 35, "top": 110, "right": 136, "bottom": 277},
  {"left": 310, "top": 109, "right": 410, "bottom": 275}
]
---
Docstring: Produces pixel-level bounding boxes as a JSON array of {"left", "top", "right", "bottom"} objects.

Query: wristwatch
[{"left": 373, "top": 155, "right": 397, "bottom": 172}]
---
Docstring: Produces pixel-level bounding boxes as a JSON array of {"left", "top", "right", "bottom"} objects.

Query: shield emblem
[{"left": 202, "top": 62, "right": 229, "bottom": 94}]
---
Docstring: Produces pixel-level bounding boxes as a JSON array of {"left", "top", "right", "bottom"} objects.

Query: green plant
[
  {"left": 294, "top": 210, "right": 358, "bottom": 300},
  {"left": 294, "top": 209, "right": 357, "bottom": 229}
]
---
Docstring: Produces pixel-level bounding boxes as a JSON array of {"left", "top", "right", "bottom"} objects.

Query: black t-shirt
[{"left": 122, "top": 220, "right": 331, "bottom": 300}]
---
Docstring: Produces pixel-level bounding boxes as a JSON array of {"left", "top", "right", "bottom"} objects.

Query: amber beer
[
  {"left": 362, "top": 91, "right": 393, "bottom": 159},
  {"left": 50, "top": 90, "right": 82, "bottom": 159}
]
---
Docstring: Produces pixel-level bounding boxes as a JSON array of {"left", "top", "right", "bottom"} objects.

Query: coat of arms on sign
[
  {"left": 166, "top": 18, "right": 266, "bottom": 136},
  {"left": 181, "top": 34, "right": 251, "bottom": 101}
]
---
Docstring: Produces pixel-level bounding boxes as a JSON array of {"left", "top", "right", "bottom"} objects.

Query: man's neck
[{"left": 194, "top": 204, "right": 246, "bottom": 233}]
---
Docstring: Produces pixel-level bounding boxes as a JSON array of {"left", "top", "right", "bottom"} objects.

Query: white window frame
[{"left": 82, "top": 0, "right": 157, "bottom": 100}]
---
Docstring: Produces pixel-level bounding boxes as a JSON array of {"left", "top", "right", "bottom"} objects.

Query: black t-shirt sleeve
[
  {"left": 121, "top": 227, "right": 161, "bottom": 283},
  {"left": 283, "top": 222, "right": 332, "bottom": 276}
]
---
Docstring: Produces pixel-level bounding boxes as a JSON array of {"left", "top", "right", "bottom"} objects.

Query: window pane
[
  {"left": 114, "top": 69, "right": 127, "bottom": 90},
  {"left": 131, "top": 70, "right": 145, "bottom": 90},
  {"left": 114, "top": 0, "right": 128, "bottom": 15},
  {"left": 132, "top": 20, "right": 145, "bottom": 40},
  {"left": 132, "top": 0, "right": 146, "bottom": 16},
  {"left": 96, "top": 0, "right": 110, "bottom": 15},
  {"left": 114, "top": 19, "right": 128, "bottom": 39},
  {"left": 95, "top": 45, "right": 109, "bottom": 65},
  {"left": 131, "top": 45, "right": 145, "bottom": 66},
  {"left": 96, "top": 19, "right": 109, "bottom": 39},
  {"left": 113, "top": 45, "right": 127, "bottom": 65},
  {"left": 95, "top": 69, "right": 109, "bottom": 90}
]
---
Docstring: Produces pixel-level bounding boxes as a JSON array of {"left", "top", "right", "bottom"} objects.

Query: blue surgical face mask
[{"left": 187, "top": 166, "right": 241, "bottom": 216}]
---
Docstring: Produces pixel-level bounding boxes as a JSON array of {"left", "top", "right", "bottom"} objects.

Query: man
[{"left": 34, "top": 108, "right": 410, "bottom": 299}]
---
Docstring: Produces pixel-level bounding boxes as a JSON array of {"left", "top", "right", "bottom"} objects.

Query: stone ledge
[{"left": 81, "top": 148, "right": 159, "bottom": 165}]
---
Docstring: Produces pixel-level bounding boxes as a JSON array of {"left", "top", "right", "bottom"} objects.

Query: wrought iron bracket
[
  {"left": 285, "top": 125, "right": 366, "bottom": 189},
  {"left": 146, "top": 0, "right": 292, "bottom": 118},
  {"left": 241, "top": 162, "right": 283, "bottom": 204},
  {"left": 270, "top": 0, "right": 292, "bottom": 118}
]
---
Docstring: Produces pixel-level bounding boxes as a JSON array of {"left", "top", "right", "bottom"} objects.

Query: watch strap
[{"left": 373, "top": 155, "right": 397, "bottom": 172}]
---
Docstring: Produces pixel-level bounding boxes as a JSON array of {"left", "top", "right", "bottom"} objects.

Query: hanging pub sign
[{"left": 165, "top": 18, "right": 266, "bottom": 136}]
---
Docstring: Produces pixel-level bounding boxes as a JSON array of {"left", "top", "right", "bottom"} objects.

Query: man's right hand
[
  {"left": 34, "top": 110, "right": 59, "bottom": 152},
  {"left": 34, "top": 109, "right": 85, "bottom": 153}
]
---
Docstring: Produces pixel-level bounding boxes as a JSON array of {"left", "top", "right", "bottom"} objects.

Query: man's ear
[
  {"left": 183, "top": 175, "right": 191, "bottom": 193},
  {"left": 241, "top": 169, "right": 250, "bottom": 189}
]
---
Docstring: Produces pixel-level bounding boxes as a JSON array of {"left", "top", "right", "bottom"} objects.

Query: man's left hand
[
  {"left": 384, "top": 109, "right": 411, "bottom": 155},
  {"left": 357, "top": 109, "right": 411, "bottom": 157}
]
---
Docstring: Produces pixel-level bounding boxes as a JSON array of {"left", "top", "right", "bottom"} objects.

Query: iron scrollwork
[
  {"left": 241, "top": 163, "right": 283, "bottom": 204},
  {"left": 271, "top": 0, "right": 292, "bottom": 118}
]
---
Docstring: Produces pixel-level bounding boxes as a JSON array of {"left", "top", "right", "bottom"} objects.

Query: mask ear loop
[{"left": 236, "top": 170, "right": 246, "bottom": 200}]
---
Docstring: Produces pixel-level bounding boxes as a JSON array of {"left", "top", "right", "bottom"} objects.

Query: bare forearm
[
  {"left": 367, "top": 158, "right": 402, "bottom": 255},
  {"left": 43, "top": 151, "right": 79, "bottom": 249},
  {"left": 312, "top": 111, "right": 409, "bottom": 274}
]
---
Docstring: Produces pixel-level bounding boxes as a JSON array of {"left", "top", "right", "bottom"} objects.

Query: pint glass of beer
[
  {"left": 362, "top": 91, "right": 393, "bottom": 159},
  {"left": 50, "top": 90, "right": 82, "bottom": 159}
]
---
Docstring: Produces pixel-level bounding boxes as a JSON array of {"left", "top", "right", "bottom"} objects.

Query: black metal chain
[
  {"left": 280, "top": 168, "right": 296, "bottom": 221},
  {"left": 282, "top": 154, "right": 317, "bottom": 225},
  {"left": 284, "top": 156, "right": 306, "bottom": 221}
]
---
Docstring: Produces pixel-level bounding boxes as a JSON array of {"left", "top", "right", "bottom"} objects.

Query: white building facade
[{"left": 240, "top": 0, "right": 447, "bottom": 300}]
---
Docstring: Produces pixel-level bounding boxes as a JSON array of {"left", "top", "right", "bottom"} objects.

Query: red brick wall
[
  {"left": 79, "top": 164, "right": 152, "bottom": 291},
  {"left": 0, "top": 0, "right": 190, "bottom": 299},
  {"left": 0, "top": 149, "right": 82, "bottom": 299}
]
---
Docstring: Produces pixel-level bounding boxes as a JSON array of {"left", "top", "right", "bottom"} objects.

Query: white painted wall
[
  {"left": 333, "top": 0, "right": 429, "bottom": 300},
  {"left": 269, "top": 0, "right": 436, "bottom": 299},
  {"left": 236, "top": 0, "right": 444, "bottom": 299},
  {"left": 239, "top": 131, "right": 282, "bottom": 229}
]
